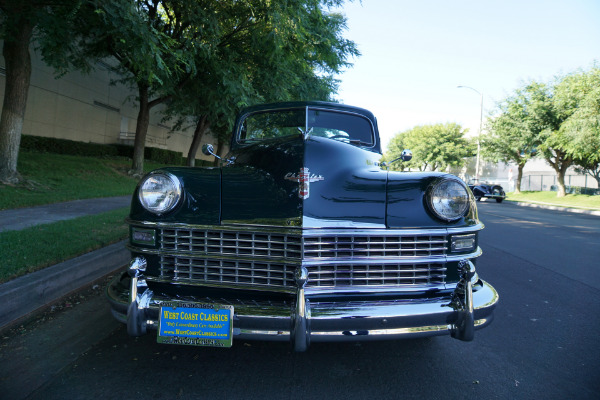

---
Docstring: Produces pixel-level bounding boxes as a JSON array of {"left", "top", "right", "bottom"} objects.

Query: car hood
[{"left": 221, "top": 136, "right": 387, "bottom": 228}]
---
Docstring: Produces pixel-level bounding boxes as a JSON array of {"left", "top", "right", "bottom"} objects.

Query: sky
[{"left": 333, "top": 0, "right": 600, "bottom": 150}]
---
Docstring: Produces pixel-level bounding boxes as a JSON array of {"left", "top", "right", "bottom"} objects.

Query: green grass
[
  {"left": 0, "top": 151, "right": 171, "bottom": 283},
  {"left": 506, "top": 191, "right": 600, "bottom": 209},
  {"left": 0, "top": 207, "right": 129, "bottom": 283},
  {"left": 0, "top": 151, "right": 166, "bottom": 210}
]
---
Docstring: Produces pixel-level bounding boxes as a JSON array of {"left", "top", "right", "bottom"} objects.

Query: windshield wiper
[{"left": 348, "top": 139, "right": 372, "bottom": 146}]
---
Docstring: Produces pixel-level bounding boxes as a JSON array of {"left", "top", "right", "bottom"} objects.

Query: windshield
[{"left": 238, "top": 108, "right": 374, "bottom": 146}]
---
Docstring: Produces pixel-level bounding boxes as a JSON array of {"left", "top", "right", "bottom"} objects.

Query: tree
[
  {"left": 163, "top": 0, "right": 358, "bottom": 166},
  {"left": 164, "top": 44, "right": 256, "bottom": 167},
  {"left": 526, "top": 80, "right": 575, "bottom": 197},
  {"left": 79, "top": 0, "right": 216, "bottom": 176},
  {"left": 385, "top": 123, "right": 474, "bottom": 172},
  {"left": 483, "top": 83, "right": 546, "bottom": 193},
  {"left": 485, "top": 79, "right": 576, "bottom": 197},
  {"left": 0, "top": 0, "right": 84, "bottom": 184},
  {"left": 553, "top": 67, "right": 600, "bottom": 188}
]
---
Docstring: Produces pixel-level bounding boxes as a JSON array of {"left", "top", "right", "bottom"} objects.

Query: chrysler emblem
[{"left": 284, "top": 168, "right": 324, "bottom": 199}]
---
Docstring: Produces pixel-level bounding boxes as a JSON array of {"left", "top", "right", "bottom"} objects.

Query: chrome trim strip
[
  {"left": 235, "top": 318, "right": 492, "bottom": 342},
  {"left": 307, "top": 318, "right": 490, "bottom": 341},
  {"left": 147, "top": 276, "right": 296, "bottom": 294},
  {"left": 127, "top": 218, "right": 484, "bottom": 236},
  {"left": 262, "top": 252, "right": 462, "bottom": 263},
  {"left": 303, "top": 239, "right": 448, "bottom": 246},
  {"left": 300, "top": 248, "right": 482, "bottom": 265},
  {"left": 304, "top": 284, "right": 447, "bottom": 296},
  {"left": 126, "top": 218, "right": 302, "bottom": 233},
  {"left": 300, "top": 226, "right": 476, "bottom": 236},
  {"left": 145, "top": 279, "right": 452, "bottom": 296},
  {"left": 301, "top": 216, "right": 387, "bottom": 229},
  {"left": 127, "top": 244, "right": 482, "bottom": 264},
  {"left": 447, "top": 223, "right": 485, "bottom": 234}
]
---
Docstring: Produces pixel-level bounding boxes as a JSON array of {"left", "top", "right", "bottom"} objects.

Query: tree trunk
[
  {"left": 0, "top": 20, "right": 34, "bottom": 184},
  {"left": 186, "top": 116, "right": 209, "bottom": 167},
  {"left": 515, "top": 163, "right": 524, "bottom": 194},
  {"left": 555, "top": 170, "right": 566, "bottom": 197},
  {"left": 130, "top": 83, "right": 150, "bottom": 176},
  {"left": 593, "top": 170, "right": 600, "bottom": 190},
  {"left": 552, "top": 153, "right": 572, "bottom": 198}
]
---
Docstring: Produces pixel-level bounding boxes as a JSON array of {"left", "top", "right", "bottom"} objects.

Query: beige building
[{"left": 0, "top": 42, "right": 219, "bottom": 162}]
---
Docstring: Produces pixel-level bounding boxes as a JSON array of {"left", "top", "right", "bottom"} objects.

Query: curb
[
  {"left": 503, "top": 200, "right": 600, "bottom": 217},
  {"left": 0, "top": 240, "right": 129, "bottom": 331}
]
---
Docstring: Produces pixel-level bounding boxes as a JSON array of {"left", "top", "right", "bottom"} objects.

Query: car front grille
[
  {"left": 160, "top": 228, "right": 302, "bottom": 259},
  {"left": 307, "top": 263, "right": 447, "bottom": 287},
  {"left": 303, "top": 235, "right": 447, "bottom": 258},
  {"left": 161, "top": 255, "right": 297, "bottom": 288},
  {"left": 157, "top": 227, "right": 449, "bottom": 291}
]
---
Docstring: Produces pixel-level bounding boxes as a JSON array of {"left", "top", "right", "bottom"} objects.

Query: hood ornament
[
  {"left": 297, "top": 127, "right": 313, "bottom": 141},
  {"left": 285, "top": 168, "right": 324, "bottom": 199}
]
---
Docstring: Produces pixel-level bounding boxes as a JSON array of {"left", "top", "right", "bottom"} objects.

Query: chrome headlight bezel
[
  {"left": 426, "top": 178, "right": 470, "bottom": 222},
  {"left": 137, "top": 171, "right": 182, "bottom": 215}
]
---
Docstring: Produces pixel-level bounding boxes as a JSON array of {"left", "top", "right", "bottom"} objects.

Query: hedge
[{"left": 20, "top": 135, "right": 185, "bottom": 165}]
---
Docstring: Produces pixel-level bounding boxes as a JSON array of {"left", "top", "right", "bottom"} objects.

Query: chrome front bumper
[{"left": 107, "top": 258, "right": 498, "bottom": 351}]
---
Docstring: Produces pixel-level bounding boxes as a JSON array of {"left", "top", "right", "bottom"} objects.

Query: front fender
[{"left": 386, "top": 172, "right": 479, "bottom": 228}]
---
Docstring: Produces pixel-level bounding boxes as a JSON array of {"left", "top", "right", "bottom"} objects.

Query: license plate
[{"left": 157, "top": 302, "right": 234, "bottom": 348}]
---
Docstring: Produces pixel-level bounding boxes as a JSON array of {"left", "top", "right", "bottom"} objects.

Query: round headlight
[
  {"left": 138, "top": 172, "right": 182, "bottom": 214},
  {"left": 428, "top": 178, "right": 470, "bottom": 221}
]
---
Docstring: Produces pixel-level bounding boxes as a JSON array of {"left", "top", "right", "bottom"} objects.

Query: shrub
[{"left": 20, "top": 135, "right": 184, "bottom": 165}]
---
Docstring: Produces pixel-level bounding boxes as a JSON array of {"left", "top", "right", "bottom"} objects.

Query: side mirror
[
  {"left": 400, "top": 149, "right": 413, "bottom": 162},
  {"left": 202, "top": 143, "right": 221, "bottom": 160},
  {"left": 381, "top": 149, "right": 412, "bottom": 167}
]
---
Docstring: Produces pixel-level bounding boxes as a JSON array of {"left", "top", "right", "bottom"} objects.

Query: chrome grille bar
[
  {"left": 305, "top": 263, "right": 447, "bottom": 287},
  {"left": 162, "top": 255, "right": 296, "bottom": 288},
  {"left": 157, "top": 227, "right": 453, "bottom": 291},
  {"left": 161, "top": 229, "right": 302, "bottom": 258}
]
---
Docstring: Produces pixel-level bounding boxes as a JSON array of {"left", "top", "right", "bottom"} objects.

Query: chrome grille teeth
[{"left": 158, "top": 228, "right": 449, "bottom": 289}]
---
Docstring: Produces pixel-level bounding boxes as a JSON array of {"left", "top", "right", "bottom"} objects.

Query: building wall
[{"left": 0, "top": 42, "right": 221, "bottom": 162}]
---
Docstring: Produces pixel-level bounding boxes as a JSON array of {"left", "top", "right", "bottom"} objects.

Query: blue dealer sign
[{"left": 157, "top": 303, "right": 234, "bottom": 347}]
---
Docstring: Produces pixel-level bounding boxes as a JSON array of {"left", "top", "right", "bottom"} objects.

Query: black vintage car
[
  {"left": 468, "top": 181, "right": 506, "bottom": 203},
  {"left": 107, "top": 101, "right": 498, "bottom": 351}
]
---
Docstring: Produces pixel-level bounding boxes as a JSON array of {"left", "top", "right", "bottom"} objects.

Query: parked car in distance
[
  {"left": 468, "top": 181, "right": 506, "bottom": 203},
  {"left": 107, "top": 101, "right": 498, "bottom": 351}
]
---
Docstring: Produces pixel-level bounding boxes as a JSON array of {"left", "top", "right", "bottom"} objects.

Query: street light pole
[{"left": 457, "top": 85, "right": 483, "bottom": 181}]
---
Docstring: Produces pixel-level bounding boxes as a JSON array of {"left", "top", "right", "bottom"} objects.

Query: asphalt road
[{"left": 2, "top": 202, "right": 599, "bottom": 399}]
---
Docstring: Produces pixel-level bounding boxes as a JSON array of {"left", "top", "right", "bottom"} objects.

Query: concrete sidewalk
[
  {"left": 503, "top": 199, "right": 600, "bottom": 216},
  {"left": 0, "top": 196, "right": 131, "bottom": 232}
]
